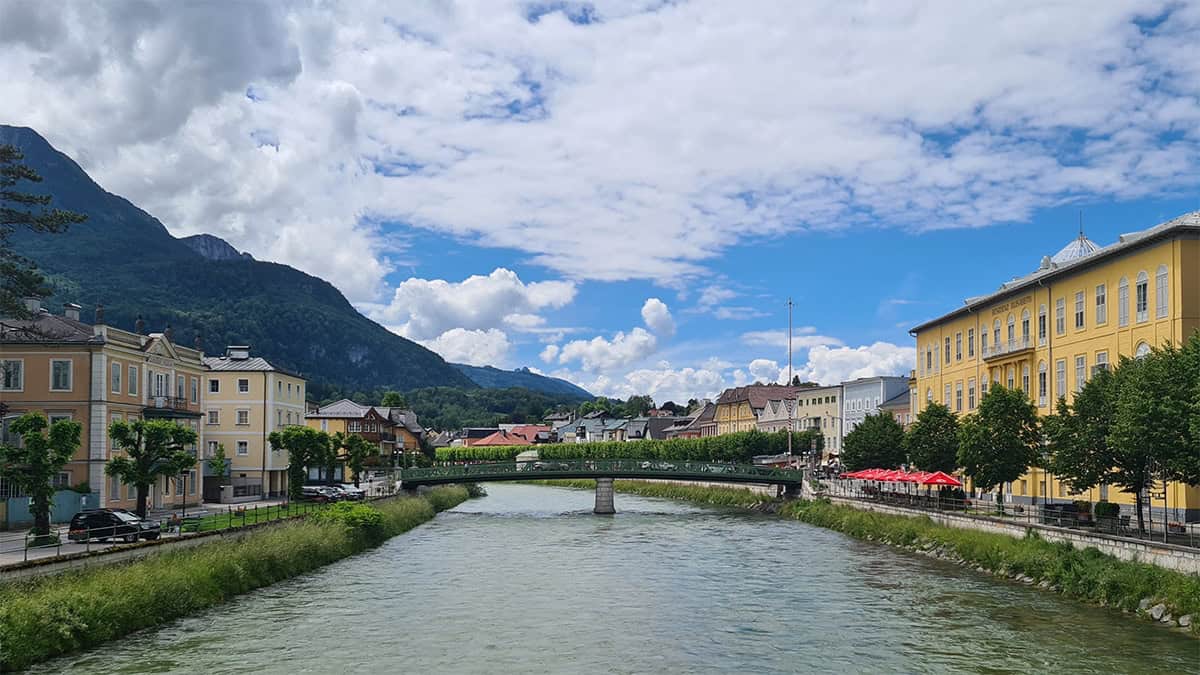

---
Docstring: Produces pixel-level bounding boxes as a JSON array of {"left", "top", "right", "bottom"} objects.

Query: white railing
[{"left": 983, "top": 336, "right": 1033, "bottom": 360}]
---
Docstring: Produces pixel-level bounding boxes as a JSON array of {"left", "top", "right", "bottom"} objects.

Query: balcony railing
[
  {"left": 146, "top": 396, "right": 193, "bottom": 412},
  {"left": 983, "top": 336, "right": 1034, "bottom": 361}
]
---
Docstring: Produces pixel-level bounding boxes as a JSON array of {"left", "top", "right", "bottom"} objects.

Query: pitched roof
[
  {"left": 306, "top": 399, "right": 384, "bottom": 420},
  {"left": 473, "top": 430, "right": 531, "bottom": 446},
  {"left": 911, "top": 212, "right": 1200, "bottom": 333},
  {"left": 879, "top": 390, "right": 910, "bottom": 410},
  {"left": 0, "top": 311, "right": 97, "bottom": 344},
  {"left": 716, "top": 385, "right": 808, "bottom": 410},
  {"left": 376, "top": 407, "right": 424, "bottom": 434}
]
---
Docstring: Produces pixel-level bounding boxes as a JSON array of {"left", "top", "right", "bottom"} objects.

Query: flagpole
[{"left": 787, "top": 297, "right": 793, "bottom": 463}]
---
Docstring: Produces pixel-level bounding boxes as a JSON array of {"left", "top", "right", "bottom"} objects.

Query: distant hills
[
  {"left": 2, "top": 125, "right": 476, "bottom": 394},
  {"left": 452, "top": 363, "right": 592, "bottom": 399}
]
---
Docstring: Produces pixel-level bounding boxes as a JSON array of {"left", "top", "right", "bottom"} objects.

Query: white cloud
[
  {"left": 640, "top": 298, "right": 675, "bottom": 336},
  {"left": 3, "top": 1, "right": 1197, "bottom": 301},
  {"left": 794, "top": 342, "right": 916, "bottom": 386},
  {"left": 556, "top": 327, "right": 658, "bottom": 372},
  {"left": 558, "top": 363, "right": 728, "bottom": 404},
  {"left": 366, "top": 268, "right": 575, "bottom": 340},
  {"left": 539, "top": 344, "right": 560, "bottom": 363},
  {"left": 741, "top": 330, "right": 844, "bottom": 351},
  {"left": 420, "top": 328, "right": 510, "bottom": 367},
  {"left": 748, "top": 358, "right": 782, "bottom": 383}
]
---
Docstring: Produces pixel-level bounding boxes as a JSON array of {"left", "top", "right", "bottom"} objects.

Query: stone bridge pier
[{"left": 594, "top": 477, "right": 615, "bottom": 514}]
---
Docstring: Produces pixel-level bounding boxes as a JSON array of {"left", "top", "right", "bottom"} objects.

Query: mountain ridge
[{"left": 451, "top": 363, "right": 592, "bottom": 399}]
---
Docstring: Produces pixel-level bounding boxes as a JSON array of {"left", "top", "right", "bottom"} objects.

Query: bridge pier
[{"left": 594, "top": 477, "right": 615, "bottom": 514}]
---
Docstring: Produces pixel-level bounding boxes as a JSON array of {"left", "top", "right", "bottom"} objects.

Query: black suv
[{"left": 68, "top": 509, "right": 162, "bottom": 543}]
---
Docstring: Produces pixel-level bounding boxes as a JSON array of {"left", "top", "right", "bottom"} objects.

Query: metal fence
[{"left": 821, "top": 479, "right": 1200, "bottom": 550}]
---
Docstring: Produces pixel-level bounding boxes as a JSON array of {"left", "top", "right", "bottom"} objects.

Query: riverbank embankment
[
  {"left": 533, "top": 479, "right": 1200, "bottom": 636},
  {"left": 0, "top": 487, "right": 469, "bottom": 672}
]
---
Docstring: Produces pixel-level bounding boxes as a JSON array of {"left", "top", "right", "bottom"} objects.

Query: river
[{"left": 35, "top": 484, "right": 1198, "bottom": 674}]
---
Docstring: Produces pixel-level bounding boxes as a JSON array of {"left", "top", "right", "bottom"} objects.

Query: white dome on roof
[{"left": 1050, "top": 233, "right": 1102, "bottom": 264}]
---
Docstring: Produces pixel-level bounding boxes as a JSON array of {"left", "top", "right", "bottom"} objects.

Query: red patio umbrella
[{"left": 921, "top": 471, "right": 963, "bottom": 487}]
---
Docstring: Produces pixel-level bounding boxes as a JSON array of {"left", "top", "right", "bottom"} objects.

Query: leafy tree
[
  {"left": 840, "top": 412, "right": 906, "bottom": 471},
  {"left": 659, "top": 401, "right": 684, "bottom": 415},
  {"left": 269, "top": 426, "right": 334, "bottom": 499},
  {"left": 903, "top": 402, "right": 959, "bottom": 473},
  {"left": 686, "top": 398, "right": 701, "bottom": 413},
  {"left": 791, "top": 428, "right": 824, "bottom": 456},
  {"left": 106, "top": 419, "right": 198, "bottom": 518},
  {"left": 380, "top": 391, "right": 408, "bottom": 408},
  {"left": 0, "top": 413, "right": 82, "bottom": 540},
  {"left": 1, "top": 144, "right": 88, "bottom": 317},
  {"left": 956, "top": 385, "right": 1039, "bottom": 508},
  {"left": 620, "top": 395, "right": 655, "bottom": 417},
  {"left": 333, "top": 431, "right": 377, "bottom": 487},
  {"left": 206, "top": 443, "right": 229, "bottom": 478}
]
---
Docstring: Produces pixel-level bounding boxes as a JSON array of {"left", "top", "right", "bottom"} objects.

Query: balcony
[
  {"left": 144, "top": 396, "right": 202, "bottom": 418},
  {"left": 983, "top": 336, "right": 1034, "bottom": 362}
]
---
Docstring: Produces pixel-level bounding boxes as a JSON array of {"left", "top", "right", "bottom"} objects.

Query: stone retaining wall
[{"left": 827, "top": 495, "right": 1200, "bottom": 575}]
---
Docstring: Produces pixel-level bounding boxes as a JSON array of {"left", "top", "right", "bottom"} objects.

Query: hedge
[{"left": 435, "top": 430, "right": 794, "bottom": 463}]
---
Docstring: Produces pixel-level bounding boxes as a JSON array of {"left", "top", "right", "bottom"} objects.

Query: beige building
[
  {"left": 202, "top": 346, "right": 306, "bottom": 500},
  {"left": 1, "top": 300, "right": 204, "bottom": 510}
]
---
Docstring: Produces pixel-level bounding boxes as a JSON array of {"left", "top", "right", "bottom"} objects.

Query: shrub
[
  {"left": 1094, "top": 501, "right": 1120, "bottom": 519},
  {"left": 436, "top": 430, "right": 794, "bottom": 463},
  {"left": 310, "top": 502, "right": 384, "bottom": 530}
]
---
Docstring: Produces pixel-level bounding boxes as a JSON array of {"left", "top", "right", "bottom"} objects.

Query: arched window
[
  {"left": 1118, "top": 276, "right": 1129, "bottom": 326},
  {"left": 1021, "top": 308, "right": 1031, "bottom": 343},
  {"left": 1021, "top": 364, "right": 1030, "bottom": 394},
  {"left": 980, "top": 326, "right": 989, "bottom": 355},
  {"left": 1037, "top": 361, "right": 1047, "bottom": 405},
  {"left": 1006, "top": 314, "right": 1015, "bottom": 345},
  {"left": 1037, "top": 304, "right": 1047, "bottom": 345},
  {"left": 981, "top": 372, "right": 989, "bottom": 394},
  {"left": 992, "top": 319, "right": 1001, "bottom": 349},
  {"left": 1135, "top": 271, "right": 1149, "bottom": 322},
  {"left": 926, "top": 388, "right": 933, "bottom": 402},
  {"left": 1155, "top": 264, "right": 1168, "bottom": 318},
  {"left": 1135, "top": 341, "right": 1151, "bottom": 359},
  {"left": 1006, "top": 366, "right": 1015, "bottom": 389}
]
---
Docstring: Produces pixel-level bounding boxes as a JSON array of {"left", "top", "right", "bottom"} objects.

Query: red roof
[
  {"left": 507, "top": 424, "right": 550, "bottom": 443},
  {"left": 473, "top": 430, "right": 531, "bottom": 446}
]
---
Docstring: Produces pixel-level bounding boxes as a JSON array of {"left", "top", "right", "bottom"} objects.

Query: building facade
[
  {"left": 841, "top": 376, "right": 909, "bottom": 438},
  {"left": 1, "top": 301, "right": 203, "bottom": 510},
  {"left": 714, "top": 384, "right": 804, "bottom": 435},
  {"left": 202, "top": 346, "right": 306, "bottom": 500},
  {"left": 911, "top": 213, "right": 1199, "bottom": 518}
]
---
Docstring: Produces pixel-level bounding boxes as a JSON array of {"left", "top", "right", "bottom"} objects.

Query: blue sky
[{"left": 3, "top": 1, "right": 1198, "bottom": 402}]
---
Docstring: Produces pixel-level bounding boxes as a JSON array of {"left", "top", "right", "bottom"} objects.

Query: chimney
[
  {"left": 164, "top": 324, "right": 174, "bottom": 342},
  {"left": 226, "top": 345, "right": 251, "bottom": 360},
  {"left": 134, "top": 315, "right": 145, "bottom": 334},
  {"left": 63, "top": 303, "right": 82, "bottom": 322},
  {"left": 94, "top": 304, "right": 105, "bottom": 325},
  {"left": 193, "top": 332, "right": 203, "bottom": 351},
  {"left": 22, "top": 297, "right": 41, "bottom": 313}
]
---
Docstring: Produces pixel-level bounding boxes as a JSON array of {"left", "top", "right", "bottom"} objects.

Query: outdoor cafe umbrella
[{"left": 921, "top": 471, "right": 962, "bottom": 487}]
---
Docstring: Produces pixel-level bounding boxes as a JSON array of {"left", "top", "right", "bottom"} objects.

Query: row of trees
[
  {"left": 842, "top": 334, "right": 1200, "bottom": 532},
  {"left": 267, "top": 426, "right": 377, "bottom": 500}
]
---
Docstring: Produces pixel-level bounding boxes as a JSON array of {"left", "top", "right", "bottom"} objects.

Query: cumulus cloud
[
  {"left": 748, "top": 358, "right": 782, "bottom": 383},
  {"left": 794, "top": 342, "right": 916, "bottom": 386},
  {"left": 741, "top": 330, "right": 844, "bottom": 352},
  {"left": 558, "top": 363, "right": 728, "bottom": 403},
  {"left": 555, "top": 327, "right": 658, "bottom": 372},
  {"left": 419, "top": 328, "right": 511, "bottom": 367},
  {"left": 640, "top": 298, "right": 675, "bottom": 336},
  {"left": 3, "top": 1, "right": 1198, "bottom": 302}
]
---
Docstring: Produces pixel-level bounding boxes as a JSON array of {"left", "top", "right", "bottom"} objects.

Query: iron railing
[{"left": 401, "top": 459, "right": 805, "bottom": 484}]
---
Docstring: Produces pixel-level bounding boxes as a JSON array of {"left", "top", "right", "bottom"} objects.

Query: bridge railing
[{"left": 400, "top": 459, "right": 804, "bottom": 483}]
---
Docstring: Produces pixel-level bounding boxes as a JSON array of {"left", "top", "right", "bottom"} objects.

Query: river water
[{"left": 36, "top": 484, "right": 1198, "bottom": 674}]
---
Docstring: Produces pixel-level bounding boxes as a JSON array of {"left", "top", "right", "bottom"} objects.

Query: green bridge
[{"left": 399, "top": 459, "right": 805, "bottom": 514}]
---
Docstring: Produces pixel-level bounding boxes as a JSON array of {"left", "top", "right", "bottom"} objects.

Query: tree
[
  {"left": 106, "top": 419, "right": 197, "bottom": 518},
  {"left": 956, "top": 384, "right": 1039, "bottom": 508},
  {"left": 0, "top": 413, "right": 82, "bottom": 540},
  {"left": 620, "top": 395, "right": 655, "bottom": 417},
  {"left": 380, "top": 391, "right": 408, "bottom": 408},
  {"left": 269, "top": 426, "right": 333, "bottom": 499},
  {"left": 1, "top": 145, "right": 88, "bottom": 318},
  {"left": 840, "top": 412, "right": 906, "bottom": 471},
  {"left": 333, "top": 432, "right": 377, "bottom": 488},
  {"left": 793, "top": 429, "right": 824, "bottom": 457},
  {"left": 206, "top": 443, "right": 229, "bottom": 479},
  {"left": 903, "top": 403, "right": 959, "bottom": 473}
]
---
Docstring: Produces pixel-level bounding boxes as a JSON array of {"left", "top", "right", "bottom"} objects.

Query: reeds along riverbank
[
  {"left": 530, "top": 479, "right": 1199, "bottom": 636},
  {"left": 0, "top": 486, "right": 469, "bottom": 672}
]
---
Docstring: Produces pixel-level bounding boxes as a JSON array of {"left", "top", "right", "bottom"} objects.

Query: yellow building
[
  {"left": 202, "top": 346, "right": 306, "bottom": 501},
  {"left": 1, "top": 301, "right": 203, "bottom": 511},
  {"left": 911, "top": 212, "right": 1199, "bottom": 519},
  {"left": 714, "top": 384, "right": 805, "bottom": 435},
  {"left": 305, "top": 399, "right": 425, "bottom": 483}
]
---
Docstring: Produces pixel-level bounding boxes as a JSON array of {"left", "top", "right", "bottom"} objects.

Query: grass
[
  {"left": 0, "top": 486, "right": 469, "bottom": 671},
  {"left": 179, "top": 501, "right": 325, "bottom": 533},
  {"left": 528, "top": 479, "right": 774, "bottom": 508},
  {"left": 534, "top": 479, "right": 1200, "bottom": 636}
]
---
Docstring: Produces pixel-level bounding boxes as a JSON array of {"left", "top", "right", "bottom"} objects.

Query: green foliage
[
  {"left": 69, "top": 481, "right": 91, "bottom": 494},
  {"left": 399, "top": 386, "right": 585, "bottom": 430},
  {"left": 465, "top": 483, "right": 488, "bottom": 498},
  {"left": 0, "top": 487, "right": 469, "bottom": 670},
  {"left": 530, "top": 479, "right": 773, "bottom": 507},
  {"left": 206, "top": 443, "right": 229, "bottom": 478},
  {"left": 903, "top": 402, "right": 959, "bottom": 473},
  {"left": 840, "top": 412, "right": 906, "bottom": 471},
  {"left": 0, "top": 412, "right": 82, "bottom": 536},
  {"left": 956, "top": 385, "right": 1039, "bottom": 503},
  {"left": 106, "top": 419, "right": 198, "bottom": 518},
  {"left": 268, "top": 426, "right": 333, "bottom": 499},
  {"left": 436, "top": 430, "right": 795, "bottom": 463},
  {"left": 1093, "top": 501, "right": 1120, "bottom": 519},
  {"left": 310, "top": 501, "right": 384, "bottom": 530},
  {"left": 333, "top": 431, "right": 377, "bottom": 487},
  {"left": 0, "top": 143, "right": 88, "bottom": 318},
  {"left": 380, "top": 391, "right": 408, "bottom": 408}
]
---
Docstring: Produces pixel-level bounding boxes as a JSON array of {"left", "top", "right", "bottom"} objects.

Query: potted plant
[
  {"left": 1093, "top": 501, "right": 1120, "bottom": 533},
  {"left": 1073, "top": 499, "right": 1093, "bottom": 526}
]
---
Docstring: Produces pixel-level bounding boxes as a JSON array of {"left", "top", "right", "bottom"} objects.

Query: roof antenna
[{"left": 1078, "top": 210, "right": 1084, "bottom": 240}]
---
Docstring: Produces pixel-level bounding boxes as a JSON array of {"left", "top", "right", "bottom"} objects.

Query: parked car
[
  {"left": 68, "top": 509, "right": 161, "bottom": 543},
  {"left": 338, "top": 484, "right": 367, "bottom": 501},
  {"left": 300, "top": 486, "right": 338, "bottom": 503}
]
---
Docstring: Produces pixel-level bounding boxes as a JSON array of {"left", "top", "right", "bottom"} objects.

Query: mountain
[
  {"left": 452, "top": 363, "right": 592, "bottom": 399},
  {"left": 1, "top": 125, "right": 475, "bottom": 395},
  {"left": 181, "top": 234, "right": 254, "bottom": 261}
]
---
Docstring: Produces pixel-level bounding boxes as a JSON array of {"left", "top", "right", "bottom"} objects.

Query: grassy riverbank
[
  {"left": 533, "top": 480, "right": 1199, "bottom": 635},
  {"left": 529, "top": 479, "right": 774, "bottom": 507},
  {"left": 0, "top": 487, "right": 469, "bottom": 671}
]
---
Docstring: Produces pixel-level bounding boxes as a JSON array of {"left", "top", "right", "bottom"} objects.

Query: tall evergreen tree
[{"left": 1, "top": 145, "right": 87, "bottom": 317}]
